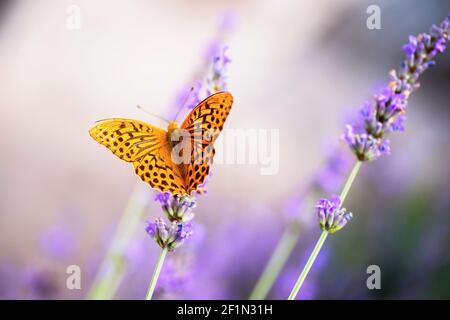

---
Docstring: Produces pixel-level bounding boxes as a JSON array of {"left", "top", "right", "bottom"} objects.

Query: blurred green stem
[
  {"left": 87, "top": 185, "right": 147, "bottom": 300},
  {"left": 145, "top": 248, "right": 168, "bottom": 300},
  {"left": 287, "top": 160, "right": 362, "bottom": 300},
  {"left": 249, "top": 224, "right": 300, "bottom": 300}
]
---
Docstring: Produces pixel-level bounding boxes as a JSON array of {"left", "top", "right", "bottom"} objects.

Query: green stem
[
  {"left": 287, "top": 230, "right": 328, "bottom": 300},
  {"left": 339, "top": 161, "right": 362, "bottom": 204},
  {"left": 145, "top": 248, "right": 168, "bottom": 300},
  {"left": 249, "top": 224, "right": 300, "bottom": 300},
  {"left": 87, "top": 185, "right": 147, "bottom": 300},
  {"left": 287, "top": 160, "right": 362, "bottom": 300}
]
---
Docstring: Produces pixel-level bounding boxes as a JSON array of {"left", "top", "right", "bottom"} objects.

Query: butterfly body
[
  {"left": 166, "top": 121, "right": 185, "bottom": 150},
  {"left": 89, "top": 92, "right": 233, "bottom": 196}
]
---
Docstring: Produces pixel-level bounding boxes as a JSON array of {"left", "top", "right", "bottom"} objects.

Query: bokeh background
[{"left": 0, "top": 0, "right": 449, "bottom": 299}]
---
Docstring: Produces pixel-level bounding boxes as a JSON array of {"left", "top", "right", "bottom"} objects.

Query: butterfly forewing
[
  {"left": 181, "top": 91, "right": 233, "bottom": 145},
  {"left": 180, "top": 91, "right": 233, "bottom": 194},
  {"left": 89, "top": 118, "right": 187, "bottom": 194},
  {"left": 89, "top": 119, "right": 165, "bottom": 162}
]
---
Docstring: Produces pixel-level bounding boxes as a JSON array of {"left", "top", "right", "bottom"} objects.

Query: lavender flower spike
[
  {"left": 146, "top": 218, "right": 193, "bottom": 251},
  {"left": 344, "top": 14, "right": 449, "bottom": 162},
  {"left": 316, "top": 196, "right": 353, "bottom": 234}
]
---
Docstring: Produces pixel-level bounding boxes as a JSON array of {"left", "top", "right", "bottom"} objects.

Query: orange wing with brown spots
[
  {"left": 180, "top": 91, "right": 233, "bottom": 194},
  {"left": 89, "top": 119, "right": 187, "bottom": 195}
]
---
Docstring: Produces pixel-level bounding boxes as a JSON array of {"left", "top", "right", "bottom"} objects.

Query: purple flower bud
[
  {"left": 402, "top": 35, "right": 417, "bottom": 58},
  {"left": 145, "top": 221, "right": 158, "bottom": 237},
  {"left": 316, "top": 196, "right": 352, "bottom": 233},
  {"left": 155, "top": 192, "right": 171, "bottom": 206},
  {"left": 146, "top": 218, "right": 193, "bottom": 251},
  {"left": 217, "top": 11, "right": 238, "bottom": 34},
  {"left": 343, "top": 125, "right": 389, "bottom": 161},
  {"left": 40, "top": 224, "right": 77, "bottom": 260},
  {"left": 379, "top": 139, "right": 391, "bottom": 156},
  {"left": 389, "top": 115, "right": 406, "bottom": 132},
  {"left": 155, "top": 192, "right": 196, "bottom": 222}
]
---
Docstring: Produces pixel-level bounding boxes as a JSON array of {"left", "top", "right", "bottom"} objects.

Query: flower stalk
[
  {"left": 249, "top": 146, "right": 351, "bottom": 300},
  {"left": 339, "top": 161, "right": 362, "bottom": 203},
  {"left": 287, "top": 230, "right": 328, "bottom": 300},
  {"left": 287, "top": 161, "right": 361, "bottom": 299},
  {"left": 145, "top": 248, "right": 168, "bottom": 300}
]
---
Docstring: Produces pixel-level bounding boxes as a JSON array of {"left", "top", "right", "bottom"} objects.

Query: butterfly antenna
[
  {"left": 137, "top": 105, "right": 171, "bottom": 124},
  {"left": 173, "top": 86, "right": 195, "bottom": 122}
]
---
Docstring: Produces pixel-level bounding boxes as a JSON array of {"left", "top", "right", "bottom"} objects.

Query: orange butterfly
[{"left": 89, "top": 91, "right": 233, "bottom": 196}]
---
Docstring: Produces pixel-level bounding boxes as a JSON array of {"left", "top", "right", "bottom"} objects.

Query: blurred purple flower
[
  {"left": 40, "top": 224, "right": 77, "bottom": 260},
  {"left": 282, "top": 197, "right": 304, "bottom": 222},
  {"left": 156, "top": 255, "right": 193, "bottom": 299},
  {"left": 274, "top": 245, "right": 329, "bottom": 299},
  {"left": 169, "top": 11, "right": 237, "bottom": 119},
  {"left": 22, "top": 267, "right": 59, "bottom": 299},
  {"left": 314, "top": 143, "right": 353, "bottom": 194},
  {"left": 206, "top": 46, "right": 231, "bottom": 95},
  {"left": 203, "top": 10, "right": 237, "bottom": 61},
  {"left": 218, "top": 10, "right": 238, "bottom": 34},
  {"left": 0, "top": 263, "right": 19, "bottom": 299}
]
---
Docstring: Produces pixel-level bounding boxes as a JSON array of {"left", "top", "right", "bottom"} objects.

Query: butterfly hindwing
[{"left": 133, "top": 146, "right": 187, "bottom": 195}]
